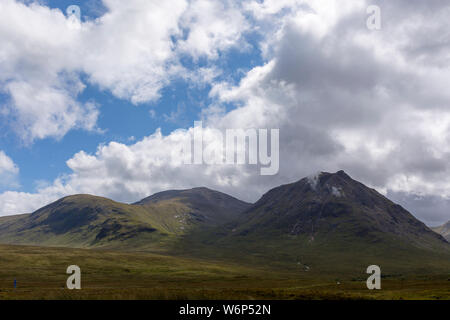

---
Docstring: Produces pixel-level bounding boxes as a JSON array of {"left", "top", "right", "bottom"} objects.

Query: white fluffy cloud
[
  {"left": 0, "top": 0, "right": 249, "bottom": 142},
  {"left": 0, "top": 0, "right": 99, "bottom": 142},
  {"left": 0, "top": 151, "right": 19, "bottom": 189},
  {"left": 0, "top": 151, "right": 18, "bottom": 175},
  {"left": 177, "top": 0, "right": 249, "bottom": 59},
  {"left": 0, "top": 127, "right": 257, "bottom": 216},
  {"left": 5, "top": 81, "right": 99, "bottom": 141}
]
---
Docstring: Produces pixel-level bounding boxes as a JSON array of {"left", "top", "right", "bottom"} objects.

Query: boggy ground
[{"left": 0, "top": 244, "right": 448, "bottom": 300}]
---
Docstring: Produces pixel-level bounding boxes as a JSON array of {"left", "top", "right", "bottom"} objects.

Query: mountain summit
[
  {"left": 224, "top": 171, "right": 447, "bottom": 250},
  {"left": 135, "top": 187, "right": 250, "bottom": 226}
]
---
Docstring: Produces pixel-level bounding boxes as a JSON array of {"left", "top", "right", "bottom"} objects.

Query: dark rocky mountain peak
[{"left": 236, "top": 171, "right": 447, "bottom": 248}]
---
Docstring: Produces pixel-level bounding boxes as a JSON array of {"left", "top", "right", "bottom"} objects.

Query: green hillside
[
  {"left": 135, "top": 187, "right": 251, "bottom": 231},
  {"left": 0, "top": 189, "right": 250, "bottom": 250},
  {"left": 0, "top": 195, "right": 167, "bottom": 249}
]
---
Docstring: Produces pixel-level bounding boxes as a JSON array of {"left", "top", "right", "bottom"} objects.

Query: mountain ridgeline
[
  {"left": 0, "top": 188, "right": 250, "bottom": 249},
  {"left": 0, "top": 171, "right": 448, "bottom": 273}
]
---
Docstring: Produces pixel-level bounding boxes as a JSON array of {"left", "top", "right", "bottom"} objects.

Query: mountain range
[
  {"left": 0, "top": 170, "right": 448, "bottom": 274},
  {"left": 0, "top": 187, "right": 249, "bottom": 250}
]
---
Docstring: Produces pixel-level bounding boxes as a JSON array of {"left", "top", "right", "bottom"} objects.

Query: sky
[{"left": 0, "top": 0, "right": 449, "bottom": 226}]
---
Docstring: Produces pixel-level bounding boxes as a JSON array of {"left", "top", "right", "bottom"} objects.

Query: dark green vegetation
[
  {"left": 0, "top": 171, "right": 449, "bottom": 300},
  {"left": 433, "top": 221, "right": 450, "bottom": 241},
  {"left": 0, "top": 244, "right": 449, "bottom": 300}
]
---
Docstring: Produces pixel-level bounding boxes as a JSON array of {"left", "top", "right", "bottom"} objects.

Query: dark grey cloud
[
  {"left": 388, "top": 191, "right": 450, "bottom": 226},
  {"left": 210, "top": 0, "right": 450, "bottom": 225}
]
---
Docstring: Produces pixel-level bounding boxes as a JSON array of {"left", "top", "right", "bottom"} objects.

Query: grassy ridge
[{"left": 0, "top": 191, "right": 250, "bottom": 250}]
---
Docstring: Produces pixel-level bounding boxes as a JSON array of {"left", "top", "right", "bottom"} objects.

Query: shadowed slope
[
  {"left": 231, "top": 171, "right": 446, "bottom": 248},
  {"left": 0, "top": 195, "right": 166, "bottom": 248}
]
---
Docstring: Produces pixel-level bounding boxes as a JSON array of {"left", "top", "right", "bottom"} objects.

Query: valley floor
[{"left": 0, "top": 244, "right": 448, "bottom": 300}]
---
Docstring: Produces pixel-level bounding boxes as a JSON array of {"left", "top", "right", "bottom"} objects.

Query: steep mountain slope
[
  {"left": 433, "top": 221, "right": 450, "bottom": 241},
  {"left": 178, "top": 171, "right": 450, "bottom": 273},
  {"left": 0, "top": 188, "right": 250, "bottom": 249},
  {"left": 230, "top": 170, "right": 446, "bottom": 248}
]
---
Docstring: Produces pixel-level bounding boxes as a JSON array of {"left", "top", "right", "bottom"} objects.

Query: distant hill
[
  {"left": 0, "top": 188, "right": 250, "bottom": 249},
  {"left": 433, "top": 221, "right": 450, "bottom": 241}
]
